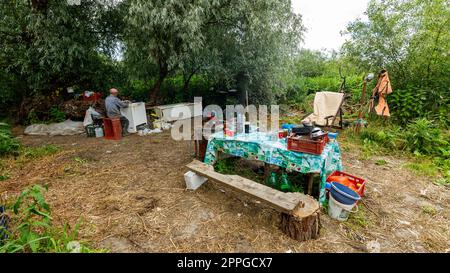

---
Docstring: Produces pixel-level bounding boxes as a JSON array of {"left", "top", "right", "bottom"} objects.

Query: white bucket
[
  {"left": 184, "top": 171, "right": 208, "bottom": 190},
  {"left": 328, "top": 194, "right": 358, "bottom": 221},
  {"left": 94, "top": 127, "right": 104, "bottom": 138}
]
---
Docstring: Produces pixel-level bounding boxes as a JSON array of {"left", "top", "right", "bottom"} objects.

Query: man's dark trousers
[{"left": 120, "top": 116, "right": 129, "bottom": 136}]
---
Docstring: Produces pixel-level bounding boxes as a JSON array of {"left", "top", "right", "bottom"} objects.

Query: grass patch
[
  {"left": 0, "top": 173, "right": 10, "bottom": 181},
  {"left": 433, "top": 178, "right": 449, "bottom": 187},
  {"left": 343, "top": 204, "right": 370, "bottom": 230},
  {"left": 359, "top": 139, "right": 379, "bottom": 160},
  {"left": 73, "top": 157, "right": 88, "bottom": 165},
  {"left": 375, "top": 159, "right": 387, "bottom": 166},
  {"left": 22, "top": 145, "right": 60, "bottom": 159},
  {"left": 340, "top": 120, "right": 448, "bottom": 181},
  {"left": 404, "top": 161, "right": 439, "bottom": 178},
  {"left": 421, "top": 205, "right": 437, "bottom": 216}
]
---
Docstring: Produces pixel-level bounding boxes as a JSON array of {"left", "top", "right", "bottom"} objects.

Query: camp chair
[{"left": 301, "top": 91, "right": 345, "bottom": 129}]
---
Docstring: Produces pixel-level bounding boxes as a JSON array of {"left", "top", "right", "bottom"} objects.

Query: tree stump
[{"left": 280, "top": 211, "right": 321, "bottom": 242}]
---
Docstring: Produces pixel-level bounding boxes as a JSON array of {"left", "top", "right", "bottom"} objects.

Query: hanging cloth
[{"left": 370, "top": 70, "right": 393, "bottom": 117}]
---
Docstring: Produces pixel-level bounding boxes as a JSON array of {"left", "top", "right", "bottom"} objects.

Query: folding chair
[{"left": 301, "top": 91, "right": 346, "bottom": 130}]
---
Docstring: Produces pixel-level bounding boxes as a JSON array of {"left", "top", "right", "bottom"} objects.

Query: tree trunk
[
  {"left": 149, "top": 76, "right": 164, "bottom": 105},
  {"left": 280, "top": 211, "right": 321, "bottom": 242},
  {"left": 182, "top": 72, "right": 196, "bottom": 101},
  {"left": 149, "top": 63, "right": 168, "bottom": 105},
  {"left": 183, "top": 78, "right": 191, "bottom": 94},
  {"left": 149, "top": 54, "right": 169, "bottom": 105},
  {"left": 31, "top": 0, "right": 48, "bottom": 13}
]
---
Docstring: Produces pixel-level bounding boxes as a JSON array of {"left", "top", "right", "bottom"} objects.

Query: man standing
[{"left": 105, "top": 88, "right": 130, "bottom": 136}]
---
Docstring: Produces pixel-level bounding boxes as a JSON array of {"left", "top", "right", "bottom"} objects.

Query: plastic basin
[{"left": 330, "top": 182, "right": 361, "bottom": 205}]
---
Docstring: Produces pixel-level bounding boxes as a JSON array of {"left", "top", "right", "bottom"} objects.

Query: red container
[
  {"left": 224, "top": 129, "right": 234, "bottom": 137},
  {"left": 287, "top": 134, "right": 328, "bottom": 155},
  {"left": 103, "top": 118, "right": 122, "bottom": 140},
  {"left": 278, "top": 130, "right": 288, "bottom": 139},
  {"left": 83, "top": 92, "right": 102, "bottom": 102},
  {"left": 326, "top": 171, "right": 366, "bottom": 197}
]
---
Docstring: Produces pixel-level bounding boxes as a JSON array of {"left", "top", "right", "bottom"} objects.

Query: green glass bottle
[
  {"left": 279, "top": 172, "right": 292, "bottom": 192},
  {"left": 267, "top": 172, "right": 278, "bottom": 189}
]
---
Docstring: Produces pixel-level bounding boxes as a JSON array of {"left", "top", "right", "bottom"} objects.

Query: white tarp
[
  {"left": 83, "top": 106, "right": 102, "bottom": 127},
  {"left": 24, "top": 120, "right": 85, "bottom": 136}
]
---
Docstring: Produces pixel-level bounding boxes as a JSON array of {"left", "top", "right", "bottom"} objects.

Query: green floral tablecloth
[{"left": 204, "top": 132, "right": 343, "bottom": 203}]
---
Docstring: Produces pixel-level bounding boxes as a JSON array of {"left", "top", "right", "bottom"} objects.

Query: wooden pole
[{"left": 355, "top": 80, "right": 368, "bottom": 133}]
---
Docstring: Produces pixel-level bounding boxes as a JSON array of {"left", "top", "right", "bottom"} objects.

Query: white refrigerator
[{"left": 120, "top": 102, "right": 148, "bottom": 133}]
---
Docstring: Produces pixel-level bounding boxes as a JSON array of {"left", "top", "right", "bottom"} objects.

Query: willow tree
[
  {"left": 125, "top": 0, "right": 303, "bottom": 104},
  {"left": 125, "top": 0, "right": 209, "bottom": 103}
]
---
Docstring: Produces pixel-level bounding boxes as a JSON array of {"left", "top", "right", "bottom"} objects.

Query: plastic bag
[{"left": 83, "top": 106, "right": 102, "bottom": 127}]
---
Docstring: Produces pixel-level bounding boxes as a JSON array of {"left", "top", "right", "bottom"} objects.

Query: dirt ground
[{"left": 1, "top": 129, "right": 449, "bottom": 253}]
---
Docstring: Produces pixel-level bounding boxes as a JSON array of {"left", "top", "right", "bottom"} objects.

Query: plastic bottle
[
  {"left": 267, "top": 172, "right": 278, "bottom": 189},
  {"left": 279, "top": 172, "right": 292, "bottom": 192},
  {"left": 236, "top": 113, "right": 245, "bottom": 134},
  {"left": 94, "top": 126, "right": 104, "bottom": 138}
]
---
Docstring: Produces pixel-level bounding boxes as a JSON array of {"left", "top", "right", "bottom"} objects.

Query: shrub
[
  {"left": 48, "top": 106, "right": 66, "bottom": 123},
  {"left": 0, "top": 185, "right": 100, "bottom": 253},
  {"left": 404, "top": 118, "right": 449, "bottom": 157},
  {"left": 359, "top": 125, "right": 403, "bottom": 150},
  {"left": 389, "top": 88, "right": 427, "bottom": 125},
  {"left": 0, "top": 123, "right": 20, "bottom": 157}
]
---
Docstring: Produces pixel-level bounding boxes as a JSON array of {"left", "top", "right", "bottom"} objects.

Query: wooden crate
[{"left": 287, "top": 134, "right": 328, "bottom": 155}]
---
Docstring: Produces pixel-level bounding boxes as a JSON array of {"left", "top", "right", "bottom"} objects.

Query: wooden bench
[{"left": 186, "top": 160, "right": 321, "bottom": 241}]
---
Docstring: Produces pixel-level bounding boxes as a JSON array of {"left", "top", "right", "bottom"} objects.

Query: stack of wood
[{"left": 60, "top": 99, "right": 106, "bottom": 120}]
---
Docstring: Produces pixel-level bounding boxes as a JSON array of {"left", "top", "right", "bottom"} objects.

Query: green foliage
[
  {"left": 404, "top": 161, "right": 439, "bottom": 178},
  {"left": 48, "top": 106, "right": 66, "bottom": 123},
  {"left": 0, "top": 185, "right": 99, "bottom": 253},
  {"left": 0, "top": 173, "right": 10, "bottom": 181},
  {"left": 24, "top": 105, "right": 67, "bottom": 125},
  {"left": 214, "top": 158, "right": 237, "bottom": 175},
  {"left": 358, "top": 118, "right": 449, "bottom": 157},
  {"left": 73, "top": 157, "right": 88, "bottom": 165},
  {"left": 125, "top": 0, "right": 303, "bottom": 104},
  {"left": 286, "top": 49, "right": 365, "bottom": 113},
  {"left": 359, "top": 125, "right": 403, "bottom": 150},
  {"left": 344, "top": 204, "right": 370, "bottom": 230},
  {"left": 375, "top": 159, "right": 387, "bottom": 166},
  {"left": 342, "top": 0, "right": 450, "bottom": 122},
  {"left": 0, "top": 0, "right": 126, "bottom": 120},
  {"left": 356, "top": 118, "right": 449, "bottom": 181},
  {"left": 404, "top": 118, "right": 449, "bottom": 157},
  {"left": 389, "top": 89, "right": 426, "bottom": 125},
  {"left": 0, "top": 123, "right": 20, "bottom": 157}
]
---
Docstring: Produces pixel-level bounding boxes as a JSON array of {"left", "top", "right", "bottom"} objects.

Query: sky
[{"left": 292, "top": 0, "right": 370, "bottom": 51}]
